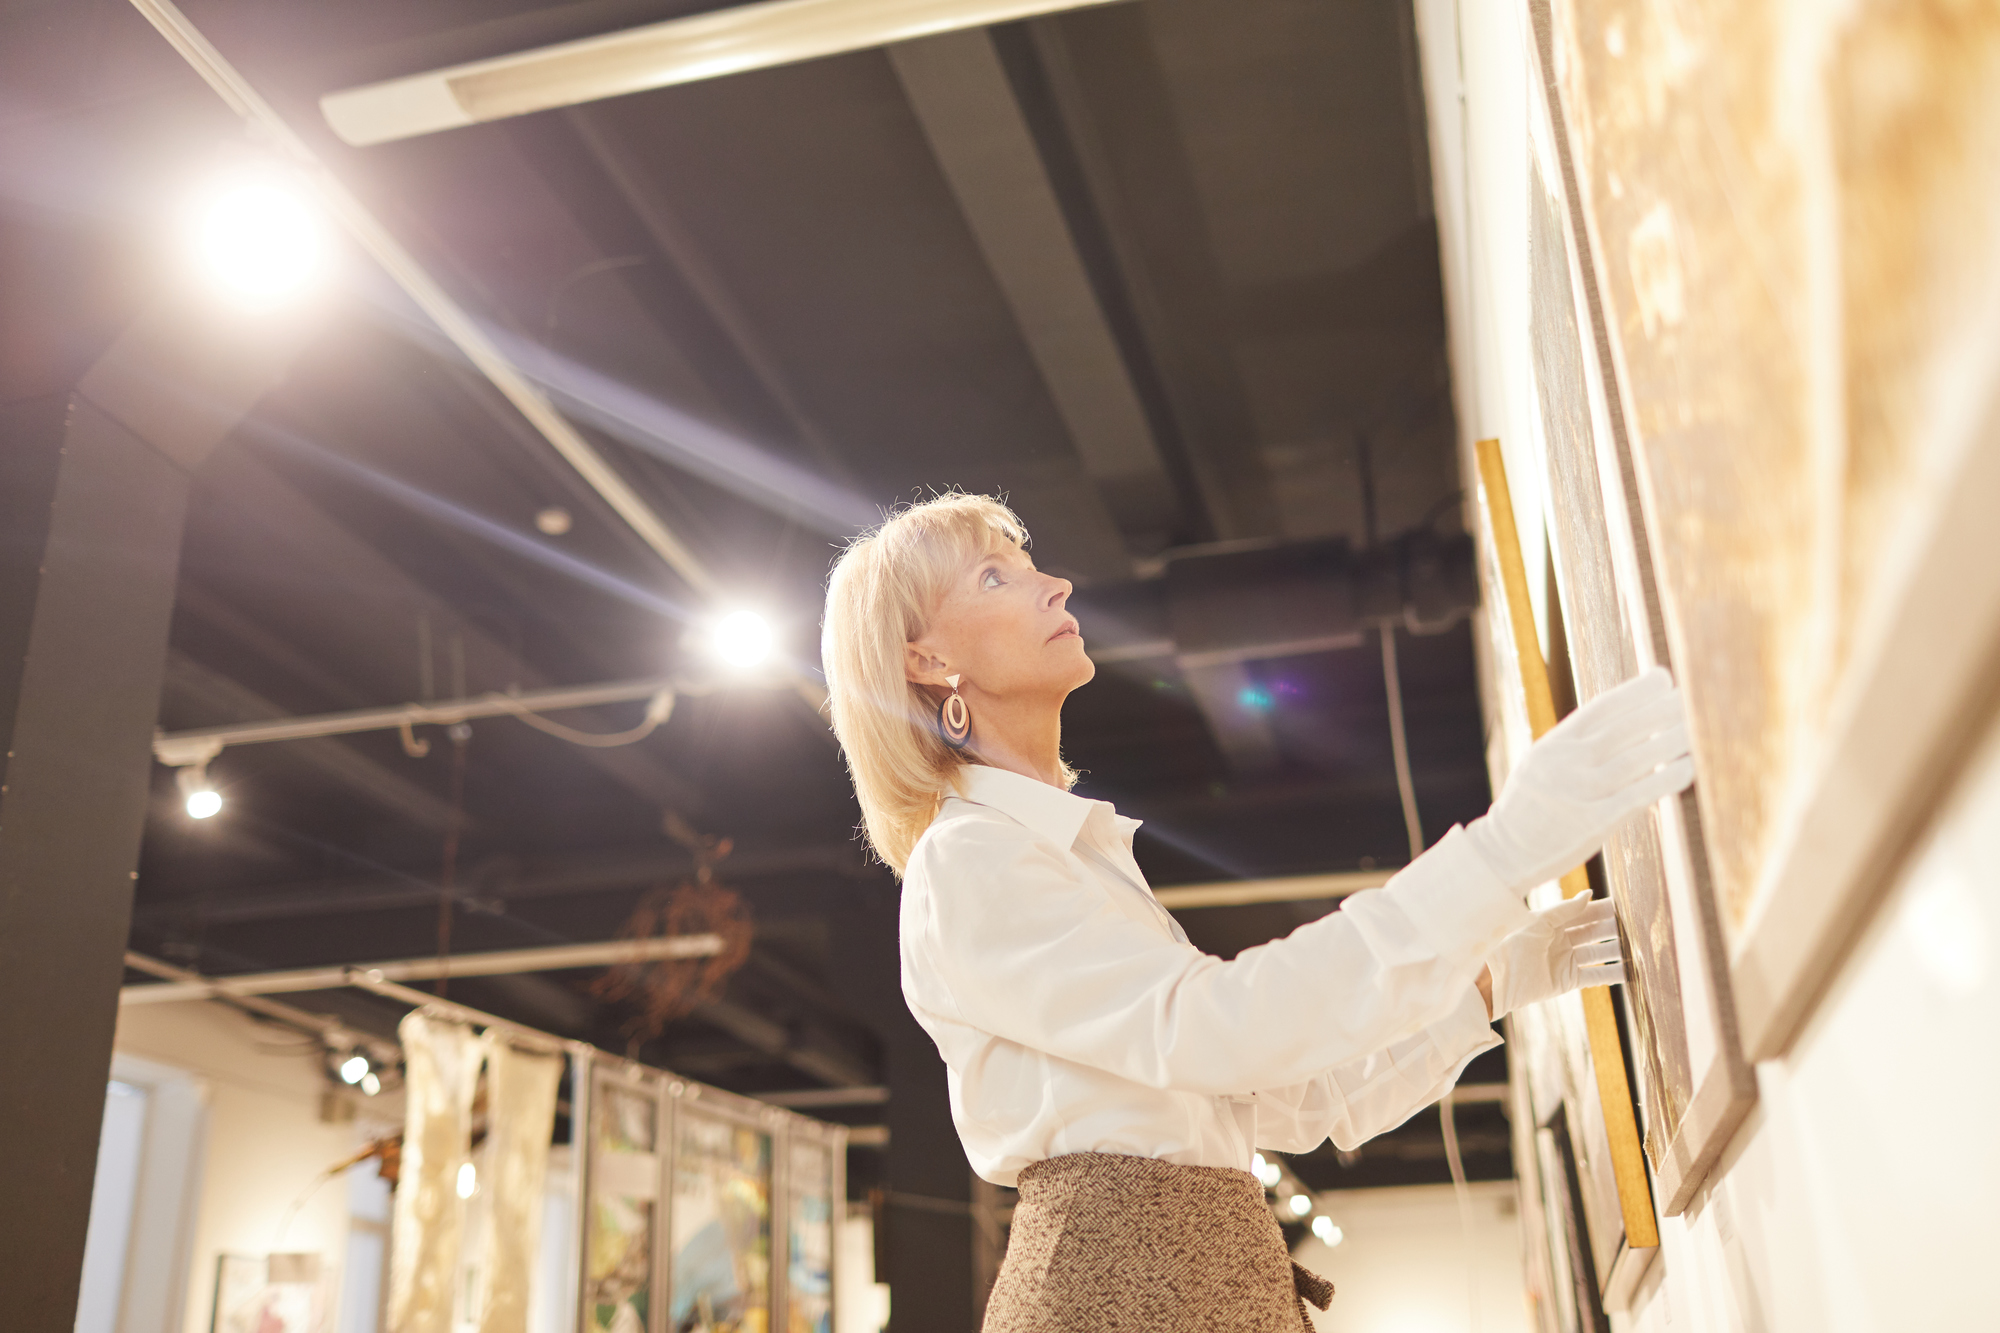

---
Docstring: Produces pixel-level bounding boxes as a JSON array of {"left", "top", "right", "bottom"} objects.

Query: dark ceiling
[{"left": 4, "top": 0, "right": 1502, "bottom": 1265}]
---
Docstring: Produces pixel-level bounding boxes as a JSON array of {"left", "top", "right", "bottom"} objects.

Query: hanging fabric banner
[
  {"left": 476, "top": 1034, "right": 565, "bottom": 1333},
  {"left": 389, "top": 1012, "right": 483, "bottom": 1333}
]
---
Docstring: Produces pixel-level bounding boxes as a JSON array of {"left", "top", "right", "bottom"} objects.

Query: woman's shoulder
[{"left": 906, "top": 795, "right": 1048, "bottom": 886}]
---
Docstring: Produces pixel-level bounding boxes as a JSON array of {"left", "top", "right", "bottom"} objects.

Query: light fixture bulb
[
  {"left": 456, "top": 1161, "right": 477, "bottom": 1199},
  {"left": 709, "top": 609, "right": 775, "bottom": 669},
  {"left": 1252, "top": 1153, "right": 1267, "bottom": 1178},
  {"left": 1311, "top": 1216, "right": 1343, "bottom": 1247},
  {"left": 1288, "top": 1193, "right": 1313, "bottom": 1217},
  {"left": 187, "top": 169, "right": 328, "bottom": 309},
  {"left": 360, "top": 1071, "right": 382, "bottom": 1097},
  {"left": 185, "top": 787, "right": 223, "bottom": 820},
  {"left": 338, "top": 1053, "right": 369, "bottom": 1085}
]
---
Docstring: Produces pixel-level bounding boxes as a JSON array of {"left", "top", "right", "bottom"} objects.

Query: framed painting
[
  {"left": 780, "top": 1124, "right": 842, "bottom": 1333},
  {"left": 1541, "top": 0, "right": 2000, "bottom": 1065},
  {"left": 210, "top": 1253, "right": 327, "bottom": 1333},
  {"left": 666, "top": 1086, "right": 774, "bottom": 1333},
  {"left": 1522, "top": 0, "right": 1758, "bottom": 1219},
  {"left": 582, "top": 1062, "right": 663, "bottom": 1333}
]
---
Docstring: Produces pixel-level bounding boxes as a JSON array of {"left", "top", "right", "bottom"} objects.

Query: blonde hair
[{"left": 822, "top": 492, "right": 1076, "bottom": 873}]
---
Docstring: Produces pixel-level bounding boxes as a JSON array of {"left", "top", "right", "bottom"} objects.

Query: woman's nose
[{"left": 1042, "top": 573, "right": 1073, "bottom": 609}]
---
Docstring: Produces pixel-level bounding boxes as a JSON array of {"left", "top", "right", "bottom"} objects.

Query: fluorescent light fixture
[
  {"left": 323, "top": 0, "right": 1129, "bottom": 146},
  {"left": 186, "top": 169, "right": 328, "bottom": 309}
]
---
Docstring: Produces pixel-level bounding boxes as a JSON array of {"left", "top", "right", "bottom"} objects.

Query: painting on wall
[
  {"left": 211, "top": 1253, "right": 327, "bottom": 1333},
  {"left": 669, "top": 1102, "right": 772, "bottom": 1333},
  {"left": 1520, "top": 0, "right": 1757, "bottom": 1220},
  {"left": 586, "top": 1075, "right": 660, "bottom": 1333},
  {"left": 1544, "top": 0, "right": 2000, "bottom": 1062},
  {"left": 784, "top": 1135, "right": 835, "bottom": 1333}
]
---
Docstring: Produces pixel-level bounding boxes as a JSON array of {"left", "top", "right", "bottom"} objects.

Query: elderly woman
[{"left": 821, "top": 493, "right": 1690, "bottom": 1332}]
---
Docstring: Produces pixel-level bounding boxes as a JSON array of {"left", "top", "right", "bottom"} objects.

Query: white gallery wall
[
  {"left": 1294, "top": 1181, "right": 1532, "bottom": 1333},
  {"left": 1410, "top": 2, "right": 2000, "bottom": 1329},
  {"left": 109, "top": 1001, "right": 390, "bottom": 1333}
]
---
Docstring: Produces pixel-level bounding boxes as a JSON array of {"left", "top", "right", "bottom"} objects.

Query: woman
[{"left": 822, "top": 494, "right": 1691, "bottom": 1331}]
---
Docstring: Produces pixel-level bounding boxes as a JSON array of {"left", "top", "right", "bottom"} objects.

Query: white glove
[
  {"left": 1465, "top": 666, "right": 1694, "bottom": 896},
  {"left": 1486, "top": 894, "right": 1626, "bottom": 1019}
]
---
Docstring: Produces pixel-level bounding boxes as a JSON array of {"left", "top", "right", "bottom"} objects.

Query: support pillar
[{"left": 0, "top": 285, "right": 308, "bottom": 1327}]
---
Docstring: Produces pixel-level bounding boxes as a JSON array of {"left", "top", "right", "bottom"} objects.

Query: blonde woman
[{"left": 822, "top": 493, "right": 1691, "bottom": 1332}]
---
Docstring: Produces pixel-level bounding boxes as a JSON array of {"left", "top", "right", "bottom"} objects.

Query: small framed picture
[{"left": 212, "top": 1253, "right": 327, "bottom": 1333}]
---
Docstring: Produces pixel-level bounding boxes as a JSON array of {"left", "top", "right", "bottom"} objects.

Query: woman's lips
[{"left": 1049, "top": 619, "right": 1082, "bottom": 642}]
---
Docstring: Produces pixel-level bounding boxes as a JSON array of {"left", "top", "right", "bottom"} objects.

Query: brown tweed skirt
[{"left": 982, "top": 1153, "right": 1334, "bottom": 1332}]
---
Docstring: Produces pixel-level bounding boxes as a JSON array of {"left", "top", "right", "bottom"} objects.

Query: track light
[
  {"left": 338, "top": 1053, "right": 369, "bottom": 1084},
  {"left": 1288, "top": 1193, "right": 1313, "bottom": 1217},
  {"left": 176, "top": 763, "right": 223, "bottom": 820},
  {"left": 186, "top": 166, "right": 329, "bottom": 310},
  {"left": 1310, "top": 1215, "right": 1343, "bottom": 1247}
]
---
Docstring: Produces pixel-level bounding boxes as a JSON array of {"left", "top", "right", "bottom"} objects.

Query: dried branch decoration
[{"left": 591, "top": 812, "right": 754, "bottom": 1039}]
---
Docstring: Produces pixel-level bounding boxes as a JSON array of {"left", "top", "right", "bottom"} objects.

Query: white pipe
[
  {"left": 320, "top": 0, "right": 1130, "bottom": 147},
  {"left": 1151, "top": 869, "right": 1394, "bottom": 910},
  {"left": 151, "top": 674, "right": 683, "bottom": 765},
  {"left": 119, "top": 934, "right": 725, "bottom": 1005}
]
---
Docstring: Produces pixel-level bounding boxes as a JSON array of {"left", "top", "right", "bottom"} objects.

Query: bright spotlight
[
  {"left": 1310, "top": 1216, "right": 1343, "bottom": 1247},
  {"left": 456, "top": 1161, "right": 478, "bottom": 1199},
  {"left": 709, "top": 609, "right": 775, "bottom": 669},
  {"left": 187, "top": 169, "right": 328, "bottom": 309},
  {"left": 1288, "top": 1193, "right": 1313, "bottom": 1217},
  {"left": 338, "top": 1054, "right": 369, "bottom": 1085},
  {"left": 360, "top": 1071, "right": 381, "bottom": 1097},
  {"left": 178, "top": 764, "right": 223, "bottom": 819}
]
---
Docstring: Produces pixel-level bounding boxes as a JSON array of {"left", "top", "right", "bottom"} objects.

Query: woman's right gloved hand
[{"left": 1465, "top": 666, "right": 1694, "bottom": 896}]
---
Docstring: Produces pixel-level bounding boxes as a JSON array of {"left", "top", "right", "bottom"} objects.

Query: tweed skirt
[{"left": 982, "top": 1153, "right": 1334, "bottom": 1332}]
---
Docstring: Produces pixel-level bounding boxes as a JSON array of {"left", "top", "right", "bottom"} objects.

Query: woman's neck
[{"left": 968, "top": 692, "right": 1066, "bottom": 787}]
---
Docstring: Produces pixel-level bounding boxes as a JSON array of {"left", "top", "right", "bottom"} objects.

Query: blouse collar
[{"left": 951, "top": 764, "right": 1139, "bottom": 852}]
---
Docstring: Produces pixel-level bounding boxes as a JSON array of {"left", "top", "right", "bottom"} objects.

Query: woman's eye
[{"left": 981, "top": 569, "right": 1003, "bottom": 590}]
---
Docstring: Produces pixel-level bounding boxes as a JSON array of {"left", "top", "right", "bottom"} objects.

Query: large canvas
[
  {"left": 668, "top": 1103, "right": 772, "bottom": 1333},
  {"left": 1543, "top": 0, "right": 2000, "bottom": 1058},
  {"left": 1522, "top": 0, "right": 1756, "bottom": 1215}
]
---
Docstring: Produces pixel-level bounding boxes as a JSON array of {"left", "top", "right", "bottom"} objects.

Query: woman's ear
[{"left": 905, "top": 641, "right": 949, "bottom": 688}]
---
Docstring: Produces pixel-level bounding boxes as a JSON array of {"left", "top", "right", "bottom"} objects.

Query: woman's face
[{"left": 905, "top": 545, "right": 1095, "bottom": 701}]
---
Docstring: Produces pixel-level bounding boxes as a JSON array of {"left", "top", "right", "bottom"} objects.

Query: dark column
[{"left": 0, "top": 286, "right": 307, "bottom": 1327}]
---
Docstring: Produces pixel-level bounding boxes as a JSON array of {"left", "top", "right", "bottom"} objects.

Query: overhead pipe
[
  {"left": 321, "top": 0, "right": 1130, "bottom": 147},
  {"left": 119, "top": 934, "right": 726, "bottom": 1005}
]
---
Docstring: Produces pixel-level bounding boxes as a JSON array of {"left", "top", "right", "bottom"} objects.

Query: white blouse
[{"left": 899, "top": 765, "right": 1530, "bottom": 1187}]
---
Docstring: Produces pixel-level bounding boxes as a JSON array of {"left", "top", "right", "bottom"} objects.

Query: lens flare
[{"left": 187, "top": 171, "right": 328, "bottom": 309}]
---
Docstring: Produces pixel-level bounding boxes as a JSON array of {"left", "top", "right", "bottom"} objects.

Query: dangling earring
[{"left": 938, "top": 673, "right": 972, "bottom": 750}]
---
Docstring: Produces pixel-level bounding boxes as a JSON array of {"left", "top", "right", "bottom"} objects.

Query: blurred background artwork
[
  {"left": 669, "top": 1109, "right": 773, "bottom": 1333},
  {"left": 214, "top": 1253, "right": 328, "bottom": 1333}
]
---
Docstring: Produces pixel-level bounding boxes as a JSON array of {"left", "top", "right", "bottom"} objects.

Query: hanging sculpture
[{"left": 592, "top": 813, "right": 754, "bottom": 1039}]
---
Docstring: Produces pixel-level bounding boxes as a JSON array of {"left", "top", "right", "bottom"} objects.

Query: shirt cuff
[
  {"left": 1386, "top": 825, "right": 1532, "bottom": 962},
  {"left": 1429, "top": 981, "right": 1503, "bottom": 1062}
]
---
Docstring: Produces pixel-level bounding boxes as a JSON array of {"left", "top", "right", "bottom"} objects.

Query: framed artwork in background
[
  {"left": 666, "top": 1089, "right": 773, "bottom": 1333},
  {"left": 583, "top": 1065, "right": 663, "bottom": 1333},
  {"left": 211, "top": 1253, "right": 326, "bottom": 1333}
]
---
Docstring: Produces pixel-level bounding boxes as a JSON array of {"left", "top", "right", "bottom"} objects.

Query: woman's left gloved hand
[{"left": 1484, "top": 894, "right": 1626, "bottom": 1020}]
